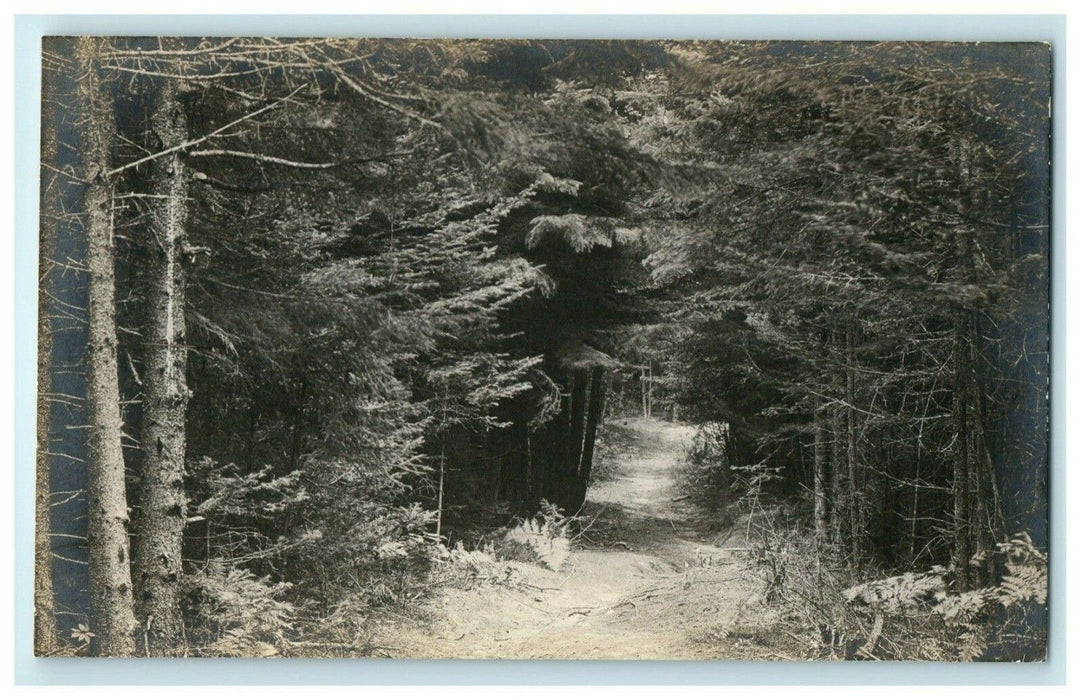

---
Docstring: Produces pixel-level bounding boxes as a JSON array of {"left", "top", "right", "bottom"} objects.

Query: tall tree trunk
[
  {"left": 845, "top": 321, "right": 862, "bottom": 570},
  {"left": 813, "top": 413, "right": 828, "bottom": 544},
  {"left": 580, "top": 368, "right": 606, "bottom": 479},
  {"left": 641, "top": 365, "right": 649, "bottom": 418},
  {"left": 435, "top": 436, "right": 446, "bottom": 539},
  {"left": 35, "top": 219, "right": 58, "bottom": 656},
  {"left": 523, "top": 418, "right": 535, "bottom": 509},
  {"left": 78, "top": 37, "right": 137, "bottom": 656},
  {"left": 909, "top": 417, "right": 924, "bottom": 562},
  {"left": 829, "top": 398, "right": 845, "bottom": 547},
  {"left": 285, "top": 375, "right": 308, "bottom": 477},
  {"left": 35, "top": 65, "right": 59, "bottom": 654},
  {"left": 952, "top": 312, "right": 973, "bottom": 591},
  {"left": 572, "top": 367, "right": 607, "bottom": 508},
  {"left": 977, "top": 425, "right": 1006, "bottom": 584},
  {"left": 132, "top": 73, "right": 191, "bottom": 654},
  {"left": 567, "top": 369, "right": 589, "bottom": 505},
  {"left": 549, "top": 391, "right": 572, "bottom": 510},
  {"left": 965, "top": 314, "right": 1005, "bottom": 587},
  {"left": 647, "top": 362, "right": 654, "bottom": 418},
  {"left": 951, "top": 308, "right": 1004, "bottom": 589}
]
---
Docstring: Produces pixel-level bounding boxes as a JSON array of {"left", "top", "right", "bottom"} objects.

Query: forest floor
[{"left": 379, "top": 417, "right": 791, "bottom": 660}]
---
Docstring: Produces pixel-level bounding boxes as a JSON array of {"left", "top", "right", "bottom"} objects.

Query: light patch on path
[{"left": 383, "top": 418, "right": 771, "bottom": 660}]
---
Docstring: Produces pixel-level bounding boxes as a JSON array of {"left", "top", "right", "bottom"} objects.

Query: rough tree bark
[
  {"left": 35, "top": 64, "right": 59, "bottom": 654},
  {"left": 78, "top": 37, "right": 137, "bottom": 656},
  {"left": 132, "top": 72, "right": 191, "bottom": 655},
  {"left": 35, "top": 218, "right": 58, "bottom": 655}
]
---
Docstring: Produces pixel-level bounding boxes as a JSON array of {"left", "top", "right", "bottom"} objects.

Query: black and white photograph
[{"left": 34, "top": 36, "right": 1051, "bottom": 661}]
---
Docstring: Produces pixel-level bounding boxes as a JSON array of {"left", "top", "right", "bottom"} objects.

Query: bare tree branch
[
  {"left": 103, "top": 86, "right": 306, "bottom": 178},
  {"left": 187, "top": 148, "right": 415, "bottom": 170}
]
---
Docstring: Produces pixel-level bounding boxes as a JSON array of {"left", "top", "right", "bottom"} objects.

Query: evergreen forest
[{"left": 36, "top": 38, "right": 1050, "bottom": 661}]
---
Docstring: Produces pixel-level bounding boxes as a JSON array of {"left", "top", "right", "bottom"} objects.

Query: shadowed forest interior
[{"left": 36, "top": 37, "right": 1049, "bottom": 660}]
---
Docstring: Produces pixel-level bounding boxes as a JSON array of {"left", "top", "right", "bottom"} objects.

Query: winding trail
[{"left": 384, "top": 418, "right": 773, "bottom": 660}]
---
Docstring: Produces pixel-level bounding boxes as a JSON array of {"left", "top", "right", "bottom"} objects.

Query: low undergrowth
[
  {"left": 736, "top": 499, "right": 1048, "bottom": 661},
  {"left": 678, "top": 423, "right": 1047, "bottom": 662}
]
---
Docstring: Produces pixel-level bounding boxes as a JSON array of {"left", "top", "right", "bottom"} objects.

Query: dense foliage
[
  {"left": 646, "top": 42, "right": 1049, "bottom": 580},
  {"left": 38, "top": 38, "right": 1049, "bottom": 658}
]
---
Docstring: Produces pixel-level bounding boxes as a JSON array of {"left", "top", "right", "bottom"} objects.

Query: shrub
[
  {"left": 449, "top": 500, "right": 575, "bottom": 573},
  {"left": 502, "top": 500, "right": 574, "bottom": 570},
  {"left": 681, "top": 422, "right": 733, "bottom": 501},
  {"left": 751, "top": 520, "right": 1048, "bottom": 660},
  {"left": 182, "top": 560, "right": 296, "bottom": 657},
  {"left": 932, "top": 533, "right": 1048, "bottom": 661}
]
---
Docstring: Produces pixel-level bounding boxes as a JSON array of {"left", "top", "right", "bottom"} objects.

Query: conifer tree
[{"left": 77, "top": 36, "right": 137, "bottom": 656}]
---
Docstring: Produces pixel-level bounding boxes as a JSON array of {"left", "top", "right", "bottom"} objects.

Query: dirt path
[{"left": 384, "top": 418, "right": 771, "bottom": 660}]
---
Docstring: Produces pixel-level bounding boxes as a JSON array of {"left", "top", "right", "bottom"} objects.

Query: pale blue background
[{"left": 12, "top": 13, "right": 1067, "bottom": 685}]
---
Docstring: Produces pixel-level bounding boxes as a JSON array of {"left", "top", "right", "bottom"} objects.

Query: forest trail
[{"left": 383, "top": 418, "right": 774, "bottom": 660}]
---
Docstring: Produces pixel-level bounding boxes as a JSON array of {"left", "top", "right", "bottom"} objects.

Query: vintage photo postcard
[{"left": 35, "top": 37, "right": 1050, "bottom": 660}]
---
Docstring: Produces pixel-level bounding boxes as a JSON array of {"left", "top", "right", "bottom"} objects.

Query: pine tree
[
  {"left": 641, "top": 41, "right": 1049, "bottom": 576},
  {"left": 131, "top": 63, "right": 191, "bottom": 654},
  {"left": 35, "top": 53, "right": 61, "bottom": 656},
  {"left": 77, "top": 37, "right": 137, "bottom": 656}
]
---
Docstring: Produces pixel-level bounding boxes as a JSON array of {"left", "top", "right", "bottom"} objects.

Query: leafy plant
[
  {"left": 70, "top": 623, "right": 94, "bottom": 646},
  {"left": 502, "top": 500, "right": 575, "bottom": 570},
  {"left": 840, "top": 532, "right": 1047, "bottom": 660},
  {"left": 182, "top": 560, "right": 296, "bottom": 657},
  {"left": 932, "top": 533, "right": 1048, "bottom": 661}
]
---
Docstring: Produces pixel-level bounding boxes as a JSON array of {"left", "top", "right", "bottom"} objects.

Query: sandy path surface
[{"left": 383, "top": 418, "right": 769, "bottom": 660}]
